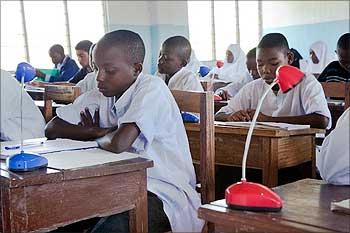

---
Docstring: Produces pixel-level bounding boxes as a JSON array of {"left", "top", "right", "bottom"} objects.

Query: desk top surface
[
  {"left": 201, "top": 179, "right": 350, "bottom": 232},
  {"left": 185, "top": 123, "right": 324, "bottom": 137}
]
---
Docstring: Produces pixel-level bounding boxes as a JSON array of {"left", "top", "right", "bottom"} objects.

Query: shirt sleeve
[
  {"left": 49, "top": 59, "right": 79, "bottom": 82},
  {"left": 117, "top": 82, "right": 167, "bottom": 152},
  {"left": 216, "top": 84, "right": 251, "bottom": 115},
  {"left": 300, "top": 75, "right": 332, "bottom": 128}
]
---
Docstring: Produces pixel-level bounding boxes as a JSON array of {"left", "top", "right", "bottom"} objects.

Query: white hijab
[
  {"left": 186, "top": 49, "right": 202, "bottom": 73},
  {"left": 307, "top": 41, "right": 334, "bottom": 73},
  {"left": 217, "top": 44, "right": 248, "bottom": 83}
]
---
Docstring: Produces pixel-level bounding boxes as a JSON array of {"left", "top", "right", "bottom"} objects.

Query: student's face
[
  {"left": 226, "top": 50, "right": 234, "bottom": 63},
  {"left": 49, "top": 51, "right": 64, "bottom": 65},
  {"left": 94, "top": 44, "right": 142, "bottom": 97},
  {"left": 246, "top": 56, "right": 260, "bottom": 80},
  {"left": 158, "top": 46, "right": 184, "bottom": 76},
  {"left": 337, "top": 48, "right": 350, "bottom": 72},
  {"left": 257, "top": 47, "right": 293, "bottom": 85},
  {"left": 76, "top": 49, "right": 89, "bottom": 68},
  {"left": 309, "top": 50, "right": 319, "bottom": 64}
]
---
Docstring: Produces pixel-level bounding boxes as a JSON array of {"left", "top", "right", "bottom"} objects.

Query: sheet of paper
[
  {"left": 214, "top": 121, "right": 310, "bottom": 130},
  {"left": 43, "top": 148, "right": 139, "bottom": 170},
  {"left": 1, "top": 138, "right": 98, "bottom": 158}
]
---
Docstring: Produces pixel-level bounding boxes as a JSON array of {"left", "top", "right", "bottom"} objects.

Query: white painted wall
[{"left": 263, "top": 1, "right": 350, "bottom": 28}]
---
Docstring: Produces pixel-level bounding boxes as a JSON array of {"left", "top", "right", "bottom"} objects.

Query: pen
[{"left": 5, "top": 141, "right": 44, "bottom": 150}]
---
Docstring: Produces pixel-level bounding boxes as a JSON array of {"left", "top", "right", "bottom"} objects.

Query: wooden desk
[
  {"left": 198, "top": 179, "right": 350, "bottom": 232},
  {"left": 185, "top": 123, "right": 323, "bottom": 187},
  {"left": 0, "top": 151, "right": 153, "bottom": 233},
  {"left": 26, "top": 88, "right": 44, "bottom": 100}
]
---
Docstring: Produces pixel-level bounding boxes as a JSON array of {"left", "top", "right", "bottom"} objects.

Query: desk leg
[
  {"left": 262, "top": 138, "right": 278, "bottom": 188},
  {"left": 311, "top": 137, "right": 316, "bottom": 178},
  {"left": 129, "top": 171, "right": 148, "bottom": 233}
]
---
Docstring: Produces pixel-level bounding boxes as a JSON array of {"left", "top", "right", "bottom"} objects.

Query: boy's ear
[
  {"left": 287, "top": 51, "right": 294, "bottom": 65},
  {"left": 133, "top": 63, "right": 143, "bottom": 76},
  {"left": 181, "top": 59, "right": 189, "bottom": 67}
]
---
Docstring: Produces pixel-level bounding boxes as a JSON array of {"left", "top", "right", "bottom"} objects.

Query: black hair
[
  {"left": 337, "top": 33, "right": 350, "bottom": 50},
  {"left": 246, "top": 47, "right": 256, "bottom": 58},
  {"left": 49, "top": 44, "right": 64, "bottom": 55},
  {"left": 163, "top": 36, "right": 192, "bottom": 62},
  {"left": 75, "top": 40, "right": 93, "bottom": 53},
  {"left": 257, "top": 33, "right": 290, "bottom": 54},
  {"left": 98, "top": 30, "right": 145, "bottom": 64},
  {"left": 290, "top": 48, "right": 303, "bottom": 68}
]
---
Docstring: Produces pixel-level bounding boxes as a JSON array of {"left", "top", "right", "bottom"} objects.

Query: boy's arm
[
  {"left": 251, "top": 111, "right": 329, "bottom": 129},
  {"left": 96, "top": 123, "right": 140, "bottom": 154},
  {"left": 45, "top": 116, "right": 113, "bottom": 140}
]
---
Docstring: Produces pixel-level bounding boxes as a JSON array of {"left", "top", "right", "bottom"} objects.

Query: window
[
  {"left": 187, "top": 0, "right": 262, "bottom": 61},
  {"left": 0, "top": 0, "right": 105, "bottom": 71}
]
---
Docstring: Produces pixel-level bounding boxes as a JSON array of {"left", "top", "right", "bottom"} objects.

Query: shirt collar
[{"left": 56, "top": 55, "right": 69, "bottom": 69}]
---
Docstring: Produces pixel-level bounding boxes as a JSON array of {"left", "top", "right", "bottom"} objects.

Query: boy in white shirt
[
  {"left": 316, "top": 107, "right": 349, "bottom": 185},
  {"left": 157, "top": 36, "right": 203, "bottom": 92},
  {"left": 1, "top": 69, "right": 45, "bottom": 141},
  {"left": 215, "top": 33, "right": 331, "bottom": 129},
  {"left": 45, "top": 30, "right": 203, "bottom": 232}
]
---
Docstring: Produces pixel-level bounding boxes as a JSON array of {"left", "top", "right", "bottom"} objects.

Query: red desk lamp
[{"left": 225, "top": 65, "right": 305, "bottom": 212}]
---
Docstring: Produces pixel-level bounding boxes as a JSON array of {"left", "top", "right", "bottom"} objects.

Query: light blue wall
[{"left": 263, "top": 19, "right": 349, "bottom": 59}]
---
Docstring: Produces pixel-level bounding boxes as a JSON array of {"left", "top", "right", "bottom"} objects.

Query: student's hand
[
  {"left": 35, "top": 69, "right": 45, "bottom": 78},
  {"left": 216, "top": 89, "right": 229, "bottom": 100},
  {"left": 79, "top": 107, "right": 100, "bottom": 127},
  {"left": 213, "top": 74, "right": 219, "bottom": 79},
  {"left": 247, "top": 109, "right": 270, "bottom": 122},
  {"left": 227, "top": 110, "right": 251, "bottom": 121},
  {"left": 29, "top": 80, "right": 46, "bottom": 87}
]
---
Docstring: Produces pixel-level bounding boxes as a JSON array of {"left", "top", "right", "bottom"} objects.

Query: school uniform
[
  {"left": 316, "top": 108, "right": 349, "bottom": 185},
  {"left": 215, "top": 72, "right": 253, "bottom": 99},
  {"left": 44, "top": 55, "right": 79, "bottom": 82},
  {"left": 56, "top": 73, "right": 203, "bottom": 232},
  {"left": 68, "top": 66, "right": 92, "bottom": 84},
  {"left": 318, "top": 61, "right": 350, "bottom": 82},
  {"left": 303, "top": 41, "right": 334, "bottom": 74},
  {"left": 217, "top": 74, "right": 332, "bottom": 128},
  {"left": 76, "top": 72, "right": 97, "bottom": 94},
  {"left": 159, "top": 67, "right": 204, "bottom": 92},
  {"left": 0, "top": 69, "right": 45, "bottom": 141}
]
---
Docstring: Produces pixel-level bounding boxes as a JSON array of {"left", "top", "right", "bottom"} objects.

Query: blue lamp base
[{"left": 6, "top": 152, "right": 48, "bottom": 172}]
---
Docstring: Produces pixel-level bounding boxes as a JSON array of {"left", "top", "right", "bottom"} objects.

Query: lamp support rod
[{"left": 242, "top": 78, "right": 278, "bottom": 180}]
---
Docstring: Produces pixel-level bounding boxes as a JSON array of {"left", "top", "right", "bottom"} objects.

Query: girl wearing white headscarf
[
  {"left": 210, "top": 44, "right": 248, "bottom": 83},
  {"left": 305, "top": 41, "right": 334, "bottom": 74}
]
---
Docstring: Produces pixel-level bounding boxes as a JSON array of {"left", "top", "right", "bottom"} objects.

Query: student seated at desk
[
  {"left": 157, "top": 36, "right": 203, "bottom": 92},
  {"left": 68, "top": 40, "right": 93, "bottom": 84},
  {"left": 303, "top": 41, "right": 334, "bottom": 74},
  {"left": 317, "top": 107, "right": 349, "bottom": 185},
  {"left": 215, "top": 33, "right": 331, "bottom": 129},
  {"left": 318, "top": 33, "right": 350, "bottom": 82},
  {"left": 215, "top": 47, "right": 260, "bottom": 100},
  {"left": 35, "top": 44, "right": 79, "bottom": 82},
  {"left": 76, "top": 44, "right": 97, "bottom": 94},
  {"left": 0, "top": 69, "right": 45, "bottom": 141},
  {"left": 45, "top": 30, "right": 203, "bottom": 232}
]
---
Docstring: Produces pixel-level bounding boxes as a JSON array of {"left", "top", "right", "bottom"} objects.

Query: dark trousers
[{"left": 90, "top": 191, "right": 171, "bottom": 233}]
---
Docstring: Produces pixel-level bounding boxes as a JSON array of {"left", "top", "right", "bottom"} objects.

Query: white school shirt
[
  {"left": 218, "top": 73, "right": 332, "bottom": 128},
  {"left": 56, "top": 73, "right": 204, "bottom": 232},
  {"left": 215, "top": 72, "right": 253, "bottom": 99},
  {"left": 158, "top": 67, "right": 204, "bottom": 92},
  {"left": 316, "top": 108, "right": 349, "bottom": 185},
  {"left": 76, "top": 72, "right": 97, "bottom": 94},
  {"left": 0, "top": 69, "right": 45, "bottom": 141}
]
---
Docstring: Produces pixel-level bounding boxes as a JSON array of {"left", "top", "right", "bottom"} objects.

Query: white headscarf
[
  {"left": 186, "top": 49, "right": 202, "bottom": 74},
  {"left": 307, "top": 41, "right": 334, "bottom": 73},
  {"left": 217, "top": 44, "right": 248, "bottom": 83}
]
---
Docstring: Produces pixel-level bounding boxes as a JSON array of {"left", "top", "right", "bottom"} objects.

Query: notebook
[{"left": 215, "top": 121, "right": 310, "bottom": 130}]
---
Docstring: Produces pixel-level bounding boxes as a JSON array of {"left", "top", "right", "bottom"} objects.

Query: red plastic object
[
  {"left": 216, "top": 60, "right": 224, "bottom": 68},
  {"left": 214, "top": 94, "right": 222, "bottom": 101},
  {"left": 276, "top": 65, "right": 305, "bottom": 93},
  {"left": 225, "top": 179, "right": 283, "bottom": 212}
]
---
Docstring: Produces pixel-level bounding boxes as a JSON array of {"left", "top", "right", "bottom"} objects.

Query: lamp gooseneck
[{"left": 241, "top": 79, "right": 278, "bottom": 180}]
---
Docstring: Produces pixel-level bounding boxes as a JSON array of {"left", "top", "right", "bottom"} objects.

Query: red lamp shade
[
  {"left": 216, "top": 60, "right": 224, "bottom": 68},
  {"left": 214, "top": 94, "right": 222, "bottom": 101},
  {"left": 225, "top": 179, "right": 282, "bottom": 212},
  {"left": 276, "top": 65, "right": 305, "bottom": 93}
]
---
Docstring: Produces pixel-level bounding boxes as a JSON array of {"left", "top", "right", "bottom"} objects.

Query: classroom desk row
[{"left": 199, "top": 179, "right": 350, "bottom": 233}]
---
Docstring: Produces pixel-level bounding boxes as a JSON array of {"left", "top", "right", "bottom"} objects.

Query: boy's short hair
[
  {"left": 75, "top": 40, "right": 93, "bottom": 53},
  {"left": 98, "top": 30, "right": 145, "bottom": 64},
  {"left": 257, "top": 33, "right": 290, "bottom": 54},
  {"left": 49, "top": 44, "right": 65, "bottom": 55},
  {"left": 163, "top": 36, "right": 192, "bottom": 62},
  {"left": 337, "top": 33, "right": 350, "bottom": 50},
  {"left": 246, "top": 47, "right": 256, "bottom": 58}
]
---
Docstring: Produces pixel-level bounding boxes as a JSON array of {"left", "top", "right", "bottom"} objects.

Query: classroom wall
[
  {"left": 262, "top": 1, "right": 350, "bottom": 58},
  {"left": 105, "top": 1, "right": 189, "bottom": 74}
]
